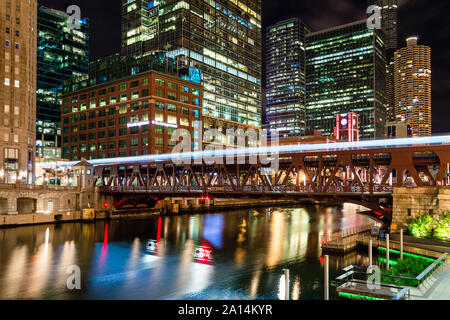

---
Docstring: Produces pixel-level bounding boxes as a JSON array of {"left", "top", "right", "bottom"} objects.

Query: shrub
[
  {"left": 433, "top": 213, "right": 450, "bottom": 242},
  {"left": 408, "top": 215, "right": 435, "bottom": 239},
  {"left": 379, "top": 257, "right": 432, "bottom": 287}
]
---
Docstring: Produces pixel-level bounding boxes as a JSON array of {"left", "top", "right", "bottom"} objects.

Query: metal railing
[
  {"left": 100, "top": 184, "right": 394, "bottom": 195},
  {"left": 336, "top": 265, "right": 411, "bottom": 300},
  {"left": 416, "top": 253, "right": 448, "bottom": 288}
]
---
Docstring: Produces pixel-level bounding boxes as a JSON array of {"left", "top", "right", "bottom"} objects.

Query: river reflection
[{"left": 0, "top": 204, "right": 371, "bottom": 300}]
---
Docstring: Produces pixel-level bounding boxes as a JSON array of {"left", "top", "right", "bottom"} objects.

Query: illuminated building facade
[
  {"left": 61, "top": 70, "right": 203, "bottom": 160},
  {"left": 0, "top": 0, "right": 37, "bottom": 184},
  {"left": 368, "top": 0, "right": 398, "bottom": 122},
  {"left": 306, "top": 20, "right": 387, "bottom": 139},
  {"left": 394, "top": 37, "right": 431, "bottom": 136},
  {"left": 37, "top": 6, "right": 89, "bottom": 159},
  {"left": 121, "top": 0, "right": 262, "bottom": 127},
  {"left": 368, "top": 0, "right": 398, "bottom": 50},
  {"left": 265, "top": 18, "right": 309, "bottom": 139},
  {"left": 385, "top": 57, "right": 395, "bottom": 121}
]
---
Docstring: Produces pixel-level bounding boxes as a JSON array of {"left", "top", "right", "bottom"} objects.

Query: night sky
[{"left": 38, "top": 0, "right": 450, "bottom": 133}]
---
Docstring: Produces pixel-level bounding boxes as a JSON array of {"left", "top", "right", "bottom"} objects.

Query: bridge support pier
[
  {"left": 392, "top": 186, "right": 450, "bottom": 228},
  {"left": 6, "top": 197, "right": 18, "bottom": 215}
]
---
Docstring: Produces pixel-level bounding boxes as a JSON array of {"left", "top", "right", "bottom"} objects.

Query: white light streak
[{"left": 57, "top": 135, "right": 450, "bottom": 167}]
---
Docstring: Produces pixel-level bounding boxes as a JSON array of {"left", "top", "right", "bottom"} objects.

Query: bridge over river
[{"left": 63, "top": 136, "right": 450, "bottom": 224}]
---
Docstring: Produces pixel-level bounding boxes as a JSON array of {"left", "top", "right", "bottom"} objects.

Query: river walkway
[{"left": 411, "top": 263, "right": 450, "bottom": 300}]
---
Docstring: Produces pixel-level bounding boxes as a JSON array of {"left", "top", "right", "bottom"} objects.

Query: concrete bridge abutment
[{"left": 392, "top": 186, "right": 450, "bottom": 228}]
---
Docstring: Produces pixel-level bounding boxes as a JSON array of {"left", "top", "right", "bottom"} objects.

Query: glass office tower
[
  {"left": 265, "top": 18, "right": 309, "bottom": 139},
  {"left": 121, "top": 0, "right": 262, "bottom": 127},
  {"left": 37, "top": 6, "right": 89, "bottom": 159},
  {"left": 306, "top": 20, "right": 387, "bottom": 139}
]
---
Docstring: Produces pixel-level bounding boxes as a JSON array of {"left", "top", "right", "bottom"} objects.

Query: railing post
[
  {"left": 284, "top": 269, "right": 290, "bottom": 300},
  {"left": 324, "top": 255, "right": 329, "bottom": 301},
  {"left": 386, "top": 234, "right": 390, "bottom": 270},
  {"left": 400, "top": 229, "right": 404, "bottom": 260}
]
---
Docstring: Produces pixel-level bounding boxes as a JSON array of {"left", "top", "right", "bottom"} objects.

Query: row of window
[
  {"left": 4, "top": 40, "right": 19, "bottom": 49},
  {"left": 3, "top": 78, "right": 20, "bottom": 87},
  {"left": 63, "top": 115, "right": 201, "bottom": 134},
  {"left": 5, "top": 27, "right": 20, "bottom": 36},
  {"left": 5, "top": 15, "right": 20, "bottom": 25},
  {"left": 64, "top": 103, "right": 201, "bottom": 119},
  {"left": 64, "top": 139, "right": 201, "bottom": 154},
  {"left": 63, "top": 93, "right": 201, "bottom": 113},
  {"left": 62, "top": 123, "right": 197, "bottom": 142},
  {"left": 64, "top": 80, "right": 200, "bottom": 103},
  {"left": 66, "top": 149, "right": 171, "bottom": 160}
]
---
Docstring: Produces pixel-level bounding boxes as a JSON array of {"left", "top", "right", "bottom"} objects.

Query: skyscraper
[
  {"left": 0, "top": 0, "right": 37, "bottom": 184},
  {"left": 120, "top": 0, "right": 262, "bottom": 127},
  {"left": 306, "top": 20, "right": 387, "bottom": 139},
  {"left": 265, "top": 18, "right": 309, "bottom": 139},
  {"left": 368, "top": 0, "right": 398, "bottom": 122},
  {"left": 394, "top": 37, "right": 431, "bottom": 136},
  {"left": 368, "top": 0, "right": 398, "bottom": 50},
  {"left": 36, "top": 6, "right": 89, "bottom": 159}
]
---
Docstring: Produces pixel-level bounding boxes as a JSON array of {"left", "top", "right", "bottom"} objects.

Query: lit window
[
  {"left": 4, "top": 78, "right": 10, "bottom": 86},
  {"left": 168, "top": 115, "right": 177, "bottom": 125},
  {"left": 14, "top": 80, "right": 19, "bottom": 88},
  {"left": 155, "top": 113, "right": 164, "bottom": 122}
]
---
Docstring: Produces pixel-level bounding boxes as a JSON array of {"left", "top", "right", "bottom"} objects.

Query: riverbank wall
[{"left": 0, "top": 199, "right": 299, "bottom": 228}]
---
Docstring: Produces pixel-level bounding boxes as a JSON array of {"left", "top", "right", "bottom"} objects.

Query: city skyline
[
  {"left": 38, "top": 0, "right": 450, "bottom": 134},
  {"left": 2, "top": 0, "right": 450, "bottom": 305}
]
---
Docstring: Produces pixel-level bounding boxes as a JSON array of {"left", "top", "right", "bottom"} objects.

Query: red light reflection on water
[{"left": 101, "top": 223, "right": 108, "bottom": 261}]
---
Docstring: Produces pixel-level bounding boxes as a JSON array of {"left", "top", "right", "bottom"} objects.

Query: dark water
[{"left": 0, "top": 204, "right": 372, "bottom": 300}]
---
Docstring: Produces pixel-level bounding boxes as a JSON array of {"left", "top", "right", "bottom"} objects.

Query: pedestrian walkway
[{"left": 411, "top": 264, "right": 450, "bottom": 300}]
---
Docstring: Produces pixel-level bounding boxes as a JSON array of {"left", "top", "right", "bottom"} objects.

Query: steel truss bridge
[{"left": 89, "top": 136, "right": 450, "bottom": 223}]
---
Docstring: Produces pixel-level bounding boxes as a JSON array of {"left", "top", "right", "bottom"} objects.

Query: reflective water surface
[{"left": 0, "top": 204, "right": 372, "bottom": 300}]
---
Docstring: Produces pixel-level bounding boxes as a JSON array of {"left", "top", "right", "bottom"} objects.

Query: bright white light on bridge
[{"left": 58, "top": 135, "right": 450, "bottom": 167}]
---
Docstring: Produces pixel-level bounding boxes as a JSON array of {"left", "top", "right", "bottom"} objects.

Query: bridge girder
[{"left": 93, "top": 145, "right": 450, "bottom": 223}]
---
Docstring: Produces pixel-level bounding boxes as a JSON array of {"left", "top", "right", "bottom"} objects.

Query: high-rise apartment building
[
  {"left": 37, "top": 6, "right": 89, "bottom": 159},
  {"left": 120, "top": 0, "right": 262, "bottom": 127},
  {"left": 265, "top": 18, "right": 309, "bottom": 139},
  {"left": 368, "top": 0, "right": 398, "bottom": 122},
  {"left": 306, "top": 20, "right": 387, "bottom": 139},
  {"left": 0, "top": 0, "right": 37, "bottom": 184},
  {"left": 394, "top": 37, "right": 431, "bottom": 136}
]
